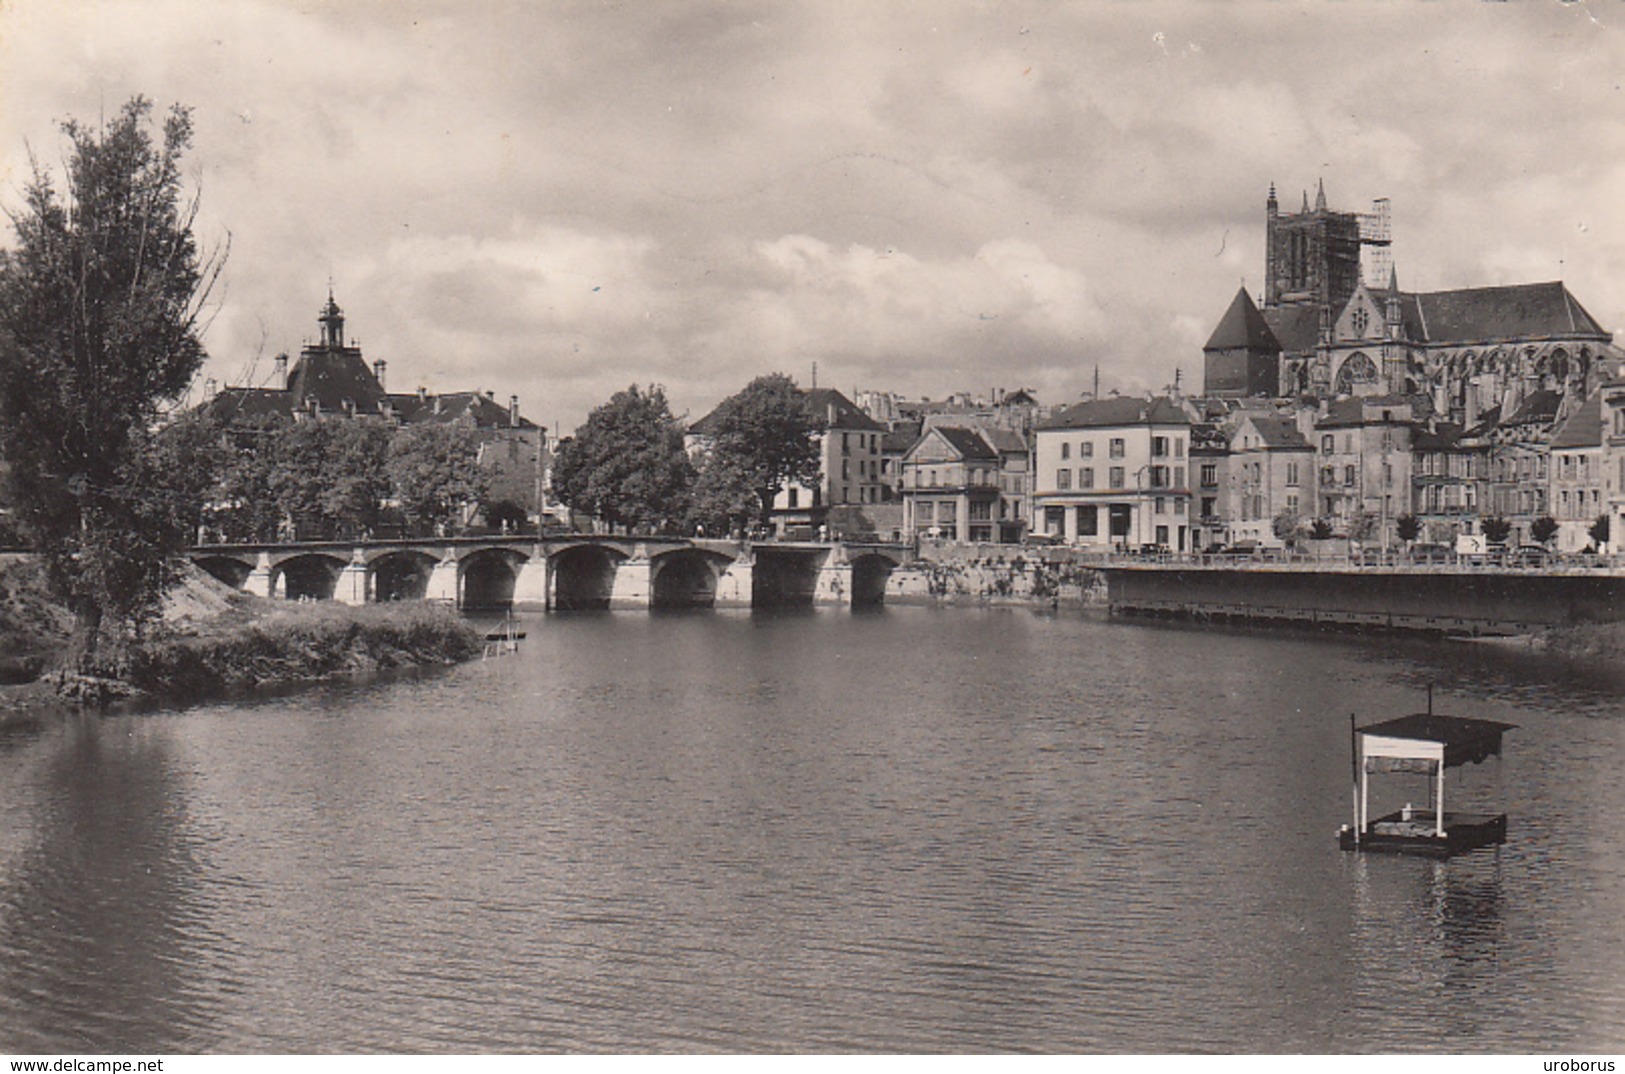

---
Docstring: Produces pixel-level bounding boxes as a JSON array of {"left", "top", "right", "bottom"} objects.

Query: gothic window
[{"left": 1333, "top": 352, "right": 1379, "bottom": 396}]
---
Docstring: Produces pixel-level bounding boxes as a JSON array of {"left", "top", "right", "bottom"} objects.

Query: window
[
  {"left": 1322, "top": 434, "right": 1334, "bottom": 454},
  {"left": 788, "top": 488, "right": 799, "bottom": 508},
  {"left": 1344, "top": 465, "right": 1357, "bottom": 486},
  {"left": 1077, "top": 505, "right": 1099, "bottom": 536},
  {"left": 1061, "top": 442, "right": 1071, "bottom": 461},
  {"left": 1109, "top": 466, "right": 1126, "bottom": 489},
  {"left": 1154, "top": 497, "right": 1166, "bottom": 515},
  {"left": 1056, "top": 469, "right": 1072, "bottom": 490},
  {"left": 1200, "top": 463, "right": 1218, "bottom": 486},
  {"left": 1150, "top": 465, "right": 1169, "bottom": 489},
  {"left": 1045, "top": 505, "right": 1065, "bottom": 534},
  {"left": 841, "top": 433, "right": 849, "bottom": 454},
  {"left": 1079, "top": 467, "right": 1094, "bottom": 489},
  {"left": 1174, "top": 498, "right": 1185, "bottom": 515},
  {"left": 1286, "top": 462, "right": 1300, "bottom": 486},
  {"left": 1174, "top": 466, "right": 1185, "bottom": 489},
  {"left": 1201, "top": 496, "right": 1216, "bottom": 519},
  {"left": 1080, "top": 441, "right": 1094, "bottom": 458},
  {"left": 1286, "top": 494, "right": 1299, "bottom": 515},
  {"left": 969, "top": 501, "right": 992, "bottom": 521},
  {"left": 1152, "top": 436, "right": 1169, "bottom": 458},
  {"left": 1109, "top": 438, "right": 1125, "bottom": 459},
  {"left": 1175, "top": 438, "right": 1185, "bottom": 458},
  {"left": 841, "top": 459, "right": 850, "bottom": 480}
]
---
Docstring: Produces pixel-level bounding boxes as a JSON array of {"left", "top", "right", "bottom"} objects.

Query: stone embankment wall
[{"left": 886, "top": 546, "right": 1106, "bottom": 605}]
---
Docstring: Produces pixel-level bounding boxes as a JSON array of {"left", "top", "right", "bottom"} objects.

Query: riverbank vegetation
[
  {"left": 0, "top": 558, "right": 482, "bottom": 712},
  {"left": 1539, "top": 621, "right": 1625, "bottom": 661}
]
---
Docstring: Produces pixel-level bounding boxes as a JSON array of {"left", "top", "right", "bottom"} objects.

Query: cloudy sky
[{"left": 2, "top": 1, "right": 1622, "bottom": 432}]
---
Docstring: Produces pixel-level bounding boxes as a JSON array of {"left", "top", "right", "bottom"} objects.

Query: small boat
[
  {"left": 482, "top": 617, "right": 525, "bottom": 658},
  {"left": 1338, "top": 690, "right": 1514, "bottom": 858}
]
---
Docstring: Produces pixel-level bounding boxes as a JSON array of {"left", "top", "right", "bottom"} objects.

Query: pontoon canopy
[{"left": 1357, "top": 713, "right": 1515, "bottom": 771}]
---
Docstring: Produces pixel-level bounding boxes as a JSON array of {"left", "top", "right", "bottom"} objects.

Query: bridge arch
[
  {"left": 460, "top": 548, "right": 529, "bottom": 611},
  {"left": 371, "top": 550, "right": 439, "bottom": 603},
  {"left": 550, "top": 543, "right": 627, "bottom": 611},
  {"left": 850, "top": 553, "right": 897, "bottom": 606},
  {"left": 650, "top": 549, "right": 733, "bottom": 609},
  {"left": 273, "top": 553, "right": 347, "bottom": 601},
  {"left": 193, "top": 554, "right": 255, "bottom": 591}
]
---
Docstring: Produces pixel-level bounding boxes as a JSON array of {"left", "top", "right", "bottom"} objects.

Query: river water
[{"left": 0, "top": 606, "right": 1622, "bottom": 1053}]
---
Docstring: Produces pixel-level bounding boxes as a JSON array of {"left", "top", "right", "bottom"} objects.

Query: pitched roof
[
  {"left": 928, "top": 426, "right": 999, "bottom": 461},
  {"left": 691, "top": 386, "right": 884, "bottom": 435},
  {"left": 1205, "top": 287, "right": 1280, "bottom": 352},
  {"left": 396, "top": 390, "right": 538, "bottom": 429},
  {"left": 978, "top": 427, "right": 1028, "bottom": 454},
  {"left": 1405, "top": 281, "right": 1609, "bottom": 344},
  {"left": 1260, "top": 304, "right": 1322, "bottom": 354},
  {"left": 881, "top": 421, "right": 922, "bottom": 453},
  {"left": 1237, "top": 415, "right": 1311, "bottom": 451},
  {"left": 1040, "top": 395, "right": 1191, "bottom": 430},
  {"left": 1504, "top": 388, "right": 1563, "bottom": 427},
  {"left": 1548, "top": 388, "right": 1604, "bottom": 450}
]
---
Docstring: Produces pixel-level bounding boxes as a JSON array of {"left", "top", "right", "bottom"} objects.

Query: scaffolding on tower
[{"left": 1359, "top": 198, "right": 1392, "bottom": 285}]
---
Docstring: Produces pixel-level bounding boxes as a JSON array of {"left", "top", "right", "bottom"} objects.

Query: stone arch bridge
[{"left": 189, "top": 535, "right": 910, "bottom": 611}]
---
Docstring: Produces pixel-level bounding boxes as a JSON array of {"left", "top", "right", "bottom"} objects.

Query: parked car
[
  {"left": 1407, "top": 542, "right": 1453, "bottom": 564},
  {"left": 1508, "top": 544, "right": 1549, "bottom": 567}
]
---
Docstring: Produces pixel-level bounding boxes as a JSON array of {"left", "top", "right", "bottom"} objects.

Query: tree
[
  {"left": 272, "top": 418, "right": 392, "bottom": 539},
  {"left": 387, "top": 421, "right": 488, "bottom": 536},
  {"left": 1308, "top": 517, "right": 1334, "bottom": 541},
  {"left": 1529, "top": 515, "right": 1559, "bottom": 547},
  {"left": 211, "top": 413, "right": 288, "bottom": 543},
  {"left": 1396, "top": 513, "right": 1422, "bottom": 544},
  {"left": 1271, "top": 510, "right": 1304, "bottom": 546},
  {"left": 0, "top": 97, "right": 225, "bottom": 663},
  {"left": 1482, "top": 516, "right": 1513, "bottom": 545},
  {"left": 693, "top": 373, "right": 823, "bottom": 526},
  {"left": 552, "top": 385, "right": 693, "bottom": 532},
  {"left": 1589, "top": 513, "right": 1610, "bottom": 550}
]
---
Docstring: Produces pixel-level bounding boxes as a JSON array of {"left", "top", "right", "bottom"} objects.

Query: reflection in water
[
  {"left": 0, "top": 716, "right": 229, "bottom": 1052},
  {"left": 0, "top": 608, "right": 1620, "bottom": 1052}
]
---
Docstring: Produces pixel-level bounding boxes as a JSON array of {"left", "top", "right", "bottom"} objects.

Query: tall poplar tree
[{"left": 0, "top": 97, "right": 224, "bottom": 663}]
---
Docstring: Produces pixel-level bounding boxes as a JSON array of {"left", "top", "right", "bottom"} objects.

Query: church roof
[
  {"left": 1204, "top": 287, "right": 1280, "bottom": 352},
  {"left": 1403, "top": 281, "right": 1609, "bottom": 345},
  {"left": 1549, "top": 388, "right": 1604, "bottom": 450},
  {"left": 1260, "top": 304, "right": 1321, "bottom": 354}
]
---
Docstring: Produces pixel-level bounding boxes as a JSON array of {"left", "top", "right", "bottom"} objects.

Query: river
[{"left": 1, "top": 606, "right": 1622, "bottom": 1053}]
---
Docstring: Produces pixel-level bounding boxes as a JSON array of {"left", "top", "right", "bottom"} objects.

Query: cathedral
[{"left": 1203, "top": 182, "right": 1619, "bottom": 426}]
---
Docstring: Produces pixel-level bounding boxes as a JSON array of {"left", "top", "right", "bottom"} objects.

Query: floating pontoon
[{"left": 1339, "top": 702, "right": 1514, "bottom": 857}]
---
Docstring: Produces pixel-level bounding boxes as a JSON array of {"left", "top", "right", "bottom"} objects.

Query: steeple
[
  {"left": 319, "top": 287, "right": 345, "bottom": 350},
  {"left": 1314, "top": 178, "right": 1327, "bottom": 212},
  {"left": 1267, "top": 182, "right": 1278, "bottom": 213}
]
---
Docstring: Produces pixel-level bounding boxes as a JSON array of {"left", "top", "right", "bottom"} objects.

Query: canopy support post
[{"left": 1435, "top": 762, "right": 1445, "bottom": 837}]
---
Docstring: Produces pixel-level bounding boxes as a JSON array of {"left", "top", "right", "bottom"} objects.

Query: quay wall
[{"left": 1105, "top": 566, "right": 1625, "bottom": 635}]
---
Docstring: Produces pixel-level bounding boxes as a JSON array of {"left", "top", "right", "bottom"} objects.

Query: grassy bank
[
  {"left": 0, "top": 558, "right": 484, "bottom": 710},
  {"left": 1539, "top": 621, "right": 1625, "bottom": 661}
]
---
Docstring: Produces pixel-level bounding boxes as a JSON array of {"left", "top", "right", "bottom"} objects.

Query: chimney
[
  {"left": 204, "top": 377, "right": 217, "bottom": 400},
  {"left": 486, "top": 389, "right": 495, "bottom": 401},
  {"left": 274, "top": 353, "right": 289, "bottom": 387},
  {"left": 373, "top": 359, "right": 386, "bottom": 390},
  {"left": 434, "top": 395, "right": 442, "bottom": 416},
  {"left": 417, "top": 385, "right": 428, "bottom": 403},
  {"left": 509, "top": 395, "right": 520, "bottom": 428}
]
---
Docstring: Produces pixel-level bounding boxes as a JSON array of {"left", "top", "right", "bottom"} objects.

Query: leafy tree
[
  {"left": 688, "top": 446, "right": 764, "bottom": 537},
  {"left": 1481, "top": 516, "right": 1513, "bottom": 545},
  {"left": 481, "top": 498, "right": 529, "bottom": 533},
  {"left": 387, "top": 421, "right": 488, "bottom": 536},
  {"left": 1529, "top": 515, "right": 1559, "bottom": 547},
  {"left": 0, "top": 97, "right": 225, "bottom": 663},
  {"left": 1589, "top": 513, "right": 1610, "bottom": 549},
  {"left": 211, "top": 413, "right": 288, "bottom": 543},
  {"left": 1396, "top": 513, "right": 1422, "bottom": 544},
  {"left": 1271, "top": 510, "right": 1304, "bottom": 546},
  {"left": 1308, "top": 517, "right": 1334, "bottom": 541},
  {"left": 1347, "top": 511, "right": 1381, "bottom": 543},
  {"left": 693, "top": 373, "right": 823, "bottom": 526},
  {"left": 552, "top": 384, "right": 693, "bottom": 532},
  {"left": 272, "top": 418, "right": 392, "bottom": 539}
]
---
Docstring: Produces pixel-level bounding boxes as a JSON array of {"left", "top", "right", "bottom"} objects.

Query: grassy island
[{"left": 1, "top": 557, "right": 484, "bottom": 711}]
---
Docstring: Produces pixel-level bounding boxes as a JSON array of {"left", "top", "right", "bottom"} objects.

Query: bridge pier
[
  {"left": 512, "top": 553, "right": 550, "bottom": 611},
  {"left": 244, "top": 552, "right": 274, "bottom": 600},
  {"left": 714, "top": 556, "right": 752, "bottom": 608},
  {"left": 335, "top": 550, "right": 369, "bottom": 606},
  {"left": 425, "top": 552, "right": 458, "bottom": 605},
  {"left": 814, "top": 563, "right": 851, "bottom": 605},
  {"left": 609, "top": 559, "right": 652, "bottom": 610}
]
